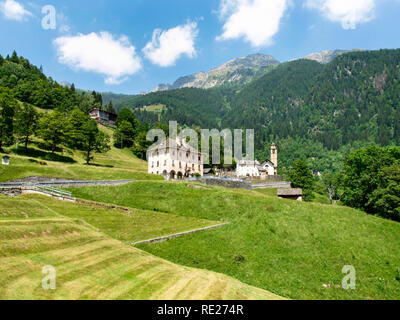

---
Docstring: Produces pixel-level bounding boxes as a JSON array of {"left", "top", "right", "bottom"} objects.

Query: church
[{"left": 236, "top": 144, "right": 278, "bottom": 178}]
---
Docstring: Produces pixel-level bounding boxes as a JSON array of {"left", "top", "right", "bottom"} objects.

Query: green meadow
[
  {"left": 70, "top": 182, "right": 400, "bottom": 300},
  {"left": 0, "top": 194, "right": 279, "bottom": 300}
]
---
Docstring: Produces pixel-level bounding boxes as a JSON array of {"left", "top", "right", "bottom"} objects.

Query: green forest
[
  {"left": 115, "top": 49, "right": 400, "bottom": 173},
  {"left": 0, "top": 51, "right": 149, "bottom": 164}
]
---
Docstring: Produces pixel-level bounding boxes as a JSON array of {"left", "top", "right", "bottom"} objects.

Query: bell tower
[{"left": 271, "top": 143, "right": 278, "bottom": 174}]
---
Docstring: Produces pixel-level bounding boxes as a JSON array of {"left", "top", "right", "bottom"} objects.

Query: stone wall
[
  {"left": 187, "top": 177, "right": 252, "bottom": 190},
  {"left": 244, "top": 175, "right": 285, "bottom": 182},
  {"left": 0, "top": 187, "right": 22, "bottom": 197},
  {"left": 252, "top": 181, "right": 292, "bottom": 189}
]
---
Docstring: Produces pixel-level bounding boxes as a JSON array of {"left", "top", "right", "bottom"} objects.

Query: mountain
[
  {"left": 152, "top": 53, "right": 280, "bottom": 92},
  {"left": 117, "top": 49, "right": 400, "bottom": 172},
  {"left": 301, "top": 49, "right": 364, "bottom": 64}
]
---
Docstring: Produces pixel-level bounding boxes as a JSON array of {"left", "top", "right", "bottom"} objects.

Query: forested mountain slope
[
  {"left": 115, "top": 49, "right": 400, "bottom": 171},
  {"left": 0, "top": 51, "right": 103, "bottom": 113}
]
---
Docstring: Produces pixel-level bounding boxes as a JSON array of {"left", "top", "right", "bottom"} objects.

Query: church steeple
[{"left": 271, "top": 143, "right": 278, "bottom": 174}]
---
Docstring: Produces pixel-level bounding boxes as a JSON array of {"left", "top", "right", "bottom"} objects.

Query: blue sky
[{"left": 1, "top": 0, "right": 400, "bottom": 94}]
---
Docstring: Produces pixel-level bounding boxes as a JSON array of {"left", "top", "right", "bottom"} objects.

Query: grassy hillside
[
  {"left": 0, "top": 194, "right": 280, "bottom": 300},
  {"left": 69, "top": 181, "right": 400, "bottom": 300},
  {"left": 0, "top": 125, "right": 160, "bottom": 182}
]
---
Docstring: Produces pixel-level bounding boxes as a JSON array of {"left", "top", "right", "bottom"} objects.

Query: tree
[
  {"left": 131, "top": 131, "right": 151, "bottom": 160},
  {"left": 105, "top": 101, "right": 116, "bottom": 114},
  {"left": 116, "top": 108, "right": 137, "bottom": 128},
  {"left": 340, "top": 146, "right": 400, "bottom": 215},
  {"left": 67, "top": 108, "right": 90, "bottom": 149},
  {"left": 70, "top": 83, "right": 76, "bottom": 93},
  {"left": 367, "top": 163, "right": 400, "bottom": 221},
  {"left": 91, "top": 91, "right": 102, "bottom": 107},
  {"left": 0, "top": 88, "right": 16, "bottom": 151},
  {"left": 289, "top": 159, "right": 315, "bottom": 201},
  {"left": 113, "top": 120, "right": 136, "bottom": 149},
  {"left": 322, "top": 171, "right": 341, "bottom": 204},
  {"left": 81, "top": 119, "right": 110, "bottom": 164},
  {"left": 37, "top": 111, "right": 68, "bottom": 157},
  {"left": 14, "top": 103, "right": 39, "bottom": 149},
  {"left": 10, "top": 50, "right": 19, "bottom": 64}
]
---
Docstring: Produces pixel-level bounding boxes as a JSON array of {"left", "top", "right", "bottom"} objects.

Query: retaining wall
[{"left": 187, "top": 177, "right": 252, "bottom": 190}]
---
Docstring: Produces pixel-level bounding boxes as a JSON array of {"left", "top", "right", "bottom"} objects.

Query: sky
[{"left": 1, "top": 0, "right": 400, "bottom": 94}]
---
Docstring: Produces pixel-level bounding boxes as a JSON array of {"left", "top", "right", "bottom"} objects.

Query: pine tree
[
  {"left": 10, "top": 50, "right": 19, "bottom": 63},
  {"left": 106, "top": 101, "right": 116, "bottom": 114},
  {"left": 70, "top": 83, "right": 76, "bottom": 93}
]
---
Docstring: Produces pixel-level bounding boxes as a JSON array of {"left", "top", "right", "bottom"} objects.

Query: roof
[
  {"left": 277, "top": 188, "right": 303, "bottom": 196},
  {"left": 147, "top": 137, "right": 201, "bottom": 154},
  {"left": 237, "top": 160, "right": 260, "bottom": 166},
  {"left": 88, "top": 108, "right": 117, "bottom": 117},
  {"left": 261, "top": 159, "right": 275, "bottom": 167}
]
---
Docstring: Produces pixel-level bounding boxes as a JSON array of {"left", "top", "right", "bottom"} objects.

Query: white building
[
  {"left": 258, "top": 160, "right": 276, "bottom": 176},
  {"left": 236, "top": 160, "right": 261, "bottom": 177},
  {"left": 236, "top": 144, "right": 278, "bottom": 178},
  {"left": 147, "top": 137, "right": 204, "bottom": 180}
]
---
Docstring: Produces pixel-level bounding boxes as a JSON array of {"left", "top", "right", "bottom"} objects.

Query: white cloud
[
  {"left": 143, "top": 21, "right": 198, "bottom": 67},
  {"left": 53, "top": 32, "right": 142, "bottom": 85},
  {"left": 305, "top": 0, "right": 376, "bottom": 29},
  {"left": 0, "top": 0, "right": 32, "bottom": 21},
  {"left": 216, "top": 0, "right": 289, "bottom": 47}
]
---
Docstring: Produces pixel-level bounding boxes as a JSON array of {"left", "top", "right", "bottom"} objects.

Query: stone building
[{"left": 147, "top": 138, "right": 204, "bottom": 180}]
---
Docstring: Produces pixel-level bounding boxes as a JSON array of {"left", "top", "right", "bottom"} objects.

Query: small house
[
  {"left": 278, "top": 188, "right": 303, "bottom": 201},
  {"left": 89, "top": 108, "right": 117, "bottom": 126}
]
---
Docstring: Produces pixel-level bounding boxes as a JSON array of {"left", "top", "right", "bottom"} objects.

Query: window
[
  {"left": 186, "top": 152, "right": 189, "bottom": 158},
  {"left": 157, "top": 161, "right": 159, "bottom": 167},
  {"left": 151, "top": 162, "right": 154, "bottom": 168},
  {"left": 164, "top": 160, "right": 167, "bottom": 166},
  {"left": 172, "top": 160, "right": 175, "bottom": 167}
]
